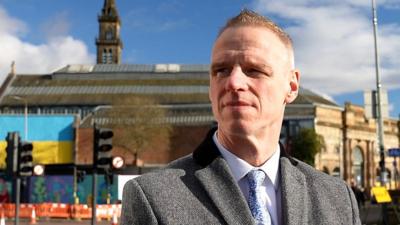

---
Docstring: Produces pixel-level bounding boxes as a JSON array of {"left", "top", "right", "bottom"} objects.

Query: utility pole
[{"left": 372, "top": 0, "right": 387, "bottom": 223}]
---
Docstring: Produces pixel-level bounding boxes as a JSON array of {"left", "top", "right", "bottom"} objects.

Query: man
[{"left": 121, "top": 9, "right": 361, "bottom": 225}]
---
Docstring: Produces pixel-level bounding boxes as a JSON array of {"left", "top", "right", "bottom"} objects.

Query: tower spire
[{"left": 96, "top": 0, "right": 123, "bottom": 64}]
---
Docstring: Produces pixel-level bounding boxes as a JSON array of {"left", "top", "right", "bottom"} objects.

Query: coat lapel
[
  {"left": 280, "top": 157, "right": 307, "bottom": 225},
  {"left": 195, "top": 158, "right": 254, "bottom": 225},
  {"left": 192, "top": 128, "right": 254, "bottom": 225}
]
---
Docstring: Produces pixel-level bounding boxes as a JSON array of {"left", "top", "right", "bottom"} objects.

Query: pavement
[
  {"left": 1, "top": 202, "right": 399, "bottom": 225},
  {"left": 2, "top": 218, "right": 117, "bottom": 225},
  {"left": 360, "top": 202, "right": 400, "bottom": 225}
]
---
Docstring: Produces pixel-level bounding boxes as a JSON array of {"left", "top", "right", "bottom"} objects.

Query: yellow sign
[{"left": 371, "top": 186, "right": 392, "bottom": 203}]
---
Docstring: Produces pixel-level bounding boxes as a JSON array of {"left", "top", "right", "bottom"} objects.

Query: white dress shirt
[{"left": 213, "top": 132, "right": 282, "bottom": 225}]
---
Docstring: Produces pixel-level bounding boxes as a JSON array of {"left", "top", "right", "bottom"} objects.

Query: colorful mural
[
  {"left": 0, "top": 175, "right": 118, "bottom": 204},
  {"left": 0, "top": 115, "right": 76, "bottom": 167}
]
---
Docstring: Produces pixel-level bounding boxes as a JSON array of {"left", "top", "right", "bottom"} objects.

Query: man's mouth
[{"left": 223, "top": 100, "right": 253, "bottom": 107}]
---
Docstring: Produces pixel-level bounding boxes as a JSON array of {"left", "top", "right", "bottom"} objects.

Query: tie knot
[{"left": 247, "top": 169, "right": 265, "bottom": 187}]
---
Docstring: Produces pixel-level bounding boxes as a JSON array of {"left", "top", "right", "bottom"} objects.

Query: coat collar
[
  {"left": 192, "top": 128, "right": 305, "bottom": 225},
  {"left": 193, "top": 127, "right": 297, "bottom": 167}
]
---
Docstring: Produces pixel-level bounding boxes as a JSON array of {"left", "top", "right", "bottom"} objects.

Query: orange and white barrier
[
  {"left": 49, "top": 203, "right": 70, "bottom": 218},
  {"left": 0, "top": 203, "right": 121, "bottom": 220}
]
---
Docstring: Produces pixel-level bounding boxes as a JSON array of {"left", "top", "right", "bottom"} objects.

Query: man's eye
[
  {"left": 214, "top": 68, "right": 230, "bottom": 77},
  {"left": 244, "top": 68, "right": 264, "bottom": 77}
]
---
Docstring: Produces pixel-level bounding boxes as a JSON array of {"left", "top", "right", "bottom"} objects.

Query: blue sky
[{"left": 0, "top": 0, "right": 399, "bottom": 118}]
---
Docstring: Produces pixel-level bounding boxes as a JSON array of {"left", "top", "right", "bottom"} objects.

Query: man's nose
[{"left": 225, "top": 66, "right": 248, "bottom": 92}]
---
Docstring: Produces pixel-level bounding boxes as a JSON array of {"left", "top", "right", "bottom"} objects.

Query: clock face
[
  {"left": 106, "top": 31, "right": 114, "bottom": 40},
  {"left": 112, "top": 156, "right": 124, "bottom": 169},
  {"left": 33, "top": 165, "right": 44, "bottom": 176}
]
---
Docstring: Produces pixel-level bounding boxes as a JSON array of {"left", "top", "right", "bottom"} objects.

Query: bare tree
[{"left": 95, "top": 96, "right": 172, "bottom": 166}]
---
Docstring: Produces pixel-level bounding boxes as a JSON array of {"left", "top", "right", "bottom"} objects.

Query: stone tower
[{"left": 96, "top": 0, "right": 123, "bottom": 64}]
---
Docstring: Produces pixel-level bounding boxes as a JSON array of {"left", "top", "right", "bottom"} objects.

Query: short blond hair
[{"left": 218, "top": 9, "right": 293, "bottom": 48}]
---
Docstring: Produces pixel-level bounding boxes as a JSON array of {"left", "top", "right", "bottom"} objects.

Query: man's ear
[{"left": 285, "top": 69, "right": 300, "bottom": 104}]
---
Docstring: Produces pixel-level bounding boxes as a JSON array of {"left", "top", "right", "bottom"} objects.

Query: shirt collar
[{"left": 213, "top": 131, "right": 281, "bottom": 190}]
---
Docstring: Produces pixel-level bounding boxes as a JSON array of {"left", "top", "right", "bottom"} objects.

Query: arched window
[
  {"left": 102, "top": 49, "right": 113, "bottom": 64},
  {"left": 332, "top": 167, "right": 340, "bottom": 178},
  {"left": 108, "top": 49, "right": 113, "bottom": 64},
  {"left": 352, "top": 146, "right": 364, "bottom": 187},
  {"left": 102, "top": 49, "right": 108, "bottom": 64},
  {"left": 323, "top": 166, "right": 330, "bottom": 175}
]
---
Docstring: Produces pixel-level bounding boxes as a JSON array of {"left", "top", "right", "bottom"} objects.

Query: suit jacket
[{"left": 121, "top": 129, "right": 361, "bottom": 225}]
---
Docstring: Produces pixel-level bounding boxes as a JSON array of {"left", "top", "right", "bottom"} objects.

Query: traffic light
[
  {"left": 94, "top": 128, "right": 113, "bottom": 171},
  {"left": 77, "top": 170, "right": 86, "bottom": 183},
  {"left": 18, "top": 141, "right": 33, "bottom": 176},
  {"left": 105, "top": 173, "right": 113, "bottom": 185},
  {"left": 5, "top": 132, "right": 20, "bottom": 177}
]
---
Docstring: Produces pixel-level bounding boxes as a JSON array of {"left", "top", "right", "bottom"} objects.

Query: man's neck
[{"left": 216, "top": 127, "right": 280, "bottom": 167}]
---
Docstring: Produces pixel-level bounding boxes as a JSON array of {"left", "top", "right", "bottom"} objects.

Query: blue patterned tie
[{"left": 247, "top": 169, "right": 272, "bottom": 225}]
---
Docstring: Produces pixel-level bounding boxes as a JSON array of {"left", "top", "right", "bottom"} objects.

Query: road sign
[
  {"left": 371, "top": 186, "right": 392, "bottom": 203},
  {"left": 388, "top": 148, "right": 400, "bottom": 157}
]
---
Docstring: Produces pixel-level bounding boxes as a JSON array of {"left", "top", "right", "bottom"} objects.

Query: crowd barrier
[{"left": 0, "top": 203, "right": 121, "bottom": 220}]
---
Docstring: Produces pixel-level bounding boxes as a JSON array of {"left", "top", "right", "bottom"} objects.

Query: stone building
[{"left": 311, "top": 102, "right": 399, "bottom": 192}]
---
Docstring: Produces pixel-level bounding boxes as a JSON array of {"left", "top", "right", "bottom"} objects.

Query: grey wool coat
[{"left": 121, "top": 129, "right": 361, "bottom": 225}]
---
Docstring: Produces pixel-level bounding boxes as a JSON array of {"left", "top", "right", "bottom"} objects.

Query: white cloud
[
  {"left": 0, "top": 7, "right": 26, "bottom": 36},
  {"left": 40, "top": 11, "right": 71, "bottom": 40},
  {"left": 0, "top": 6, "right": 94, "bottom": 83},
  {"left": 253, "top": 0, "right": 400, "bottom": 95}
]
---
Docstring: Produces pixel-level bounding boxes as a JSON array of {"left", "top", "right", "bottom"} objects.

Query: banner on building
[{"left": 0, "top": 115, "right": 76, "bottom": 167}]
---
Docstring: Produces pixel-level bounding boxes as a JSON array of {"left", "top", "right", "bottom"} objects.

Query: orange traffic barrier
[
  {"left": 96, "top": 205, "right": 108, "bottom": 220},
  {"left": 48, "top": 203, "right": 70, "bottom": 218},
  {"left": 78, "top": 204, "right": 92, "bottom": 219},
  {"left": 19, "top": 204, "right": 34, "bottom": 218},
  {"left": 36, "top": 203, "right": 52, "bottom": 219},
  {"left": 70, "top": 204, "right": 80, "bottom": 220},
  {"left": 3, "top": 203, "right": 14, "bottom": 218},
  {"left": 70, "top": 204, "right": 91, "bottom": 220},
  {"left": 0, "top": 203, "right": 122, "bottom": 220}
]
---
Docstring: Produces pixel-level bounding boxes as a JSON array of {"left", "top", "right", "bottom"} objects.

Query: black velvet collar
[{"left": 192, "top": 127, "right": 298, "bottom": 167}]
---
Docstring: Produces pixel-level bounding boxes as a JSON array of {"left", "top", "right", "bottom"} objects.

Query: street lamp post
[
  {"left": 371, "top": 0, "right": 388, "bottom": 223},
  {"left": 11, "top": 95, "right": 28, "bottom": 141}
]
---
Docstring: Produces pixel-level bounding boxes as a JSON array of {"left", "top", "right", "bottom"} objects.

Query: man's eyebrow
[{"left": 210, "top": 62, "right": 229, "bottom": 70}]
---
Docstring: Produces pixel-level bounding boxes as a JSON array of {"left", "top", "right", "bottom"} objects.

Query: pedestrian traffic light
[
  {"left": 94, "top": 128, "right": 113, "bottom": 171},
  {"left": 5, "top": 132, "right": 20, "bottom": 177},
  {"left": 77, "top": 170, "right": 86, "bottom": 183},
  {"left": 105, "top": 172, "right": 114, "bottom": 185},
  {"left": 18, "top": 141, "right": 33, "bottom": 176}
]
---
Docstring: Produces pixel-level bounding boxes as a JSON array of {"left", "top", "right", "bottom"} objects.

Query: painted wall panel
[
  {"left": 0, "top": 115, "right": 75, "bottom": 167},
  {"left": 0, "top": 115, "right": 74, "bottom": 141},
  {"left": 0, "top": 176, "right": 117, "bottom": 204}
]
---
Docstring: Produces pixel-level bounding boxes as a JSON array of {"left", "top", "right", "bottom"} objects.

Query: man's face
[{"left": 209, "top": 26, "right": 299, "bottom": 136}]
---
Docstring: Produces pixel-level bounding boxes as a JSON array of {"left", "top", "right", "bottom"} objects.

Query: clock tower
[{"left": 96, "top": 0, "right": 123, "bottom": 64}]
